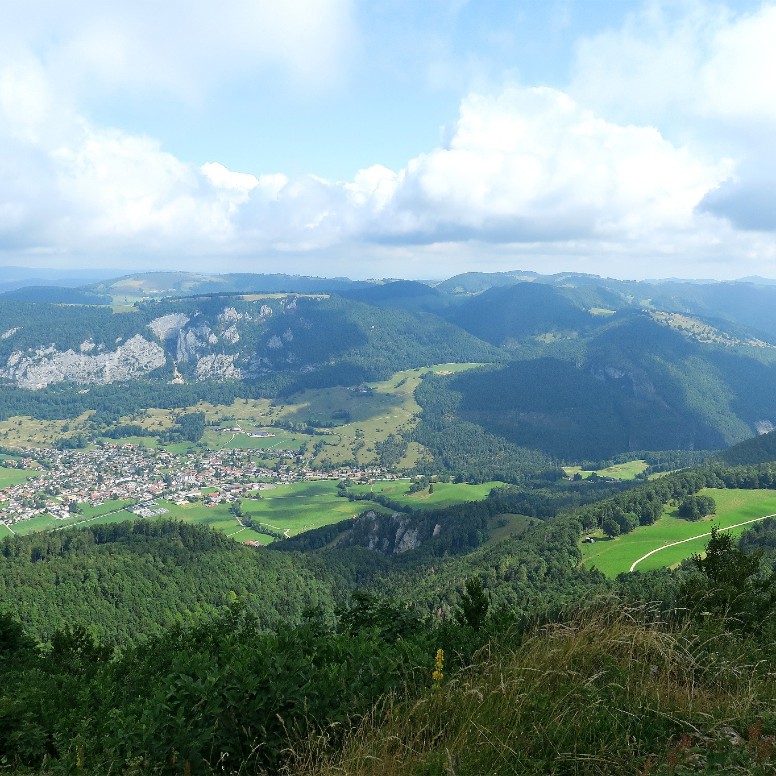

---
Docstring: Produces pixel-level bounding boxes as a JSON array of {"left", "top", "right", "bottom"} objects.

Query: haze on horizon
[{"left": 0, "top": 0, "right": 774, "bottom": 282}]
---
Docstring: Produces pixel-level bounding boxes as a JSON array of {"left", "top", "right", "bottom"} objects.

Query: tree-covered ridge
[
  {"left": 4, "top": 524, "right": 776, "bottom": 774},
  {"left": 415, "top": 309, "right": 776, "bottom": 462},
  {"left": 0, "top": 520, "right": 347, "bottom": 643}
]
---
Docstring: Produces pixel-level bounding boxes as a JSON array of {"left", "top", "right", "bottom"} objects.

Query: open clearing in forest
[
  {"left": 580, "top": 489, "right": 776, "bottom": 577},
  {"left": 0, "top": 363, "right": 484, "bottom": 471},
  {"left": 346, "top": 479, "right": 505, "bottom": 510},
  {"left": 563, "top": 460, "right": 648, "bottom": 481}
]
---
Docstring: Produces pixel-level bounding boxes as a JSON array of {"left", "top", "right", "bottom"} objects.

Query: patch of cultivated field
[
  {"left": 0, "top": 465, "right": 41, "bottom": 488},
  {"left": 580, "top": 488, "right": 776, "bottom": 577},
  {"left": 564, "top": 460, "right": 648, "bottom": 480},
  {"left": 115, "top": 362, "right": 482, "bottom": 466},
  {"left": 10, "top": 500, "right": 135, "bottom": 536},
  {"left": 346, "top": 479, "right": 505, "bottom": 509},
  {"left": 157, "top": 481, "right": 394, "bottom": 544},
  {"left": 240, "top": 481, "right": 394, "bottom": 537}
]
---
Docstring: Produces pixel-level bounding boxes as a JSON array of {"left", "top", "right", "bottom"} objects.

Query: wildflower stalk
[{"left": 432, "top": 648, "right": 444, "bottom": 688}]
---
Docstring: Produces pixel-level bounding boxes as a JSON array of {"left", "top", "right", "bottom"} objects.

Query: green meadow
[
  {"left": 564, "top": 460, "right": 648, "bottom": 481},
  {"left": 154, "top": 481, "right": 393, "bottom": 545},
  {"left": 346, "top": 479, "right": 505, "bottom": 509},
  {"left": 240, "top": 481, "right": 394, "bottom": 537},
  {"left": 581, "top": 488, "right": 776, "bottom": 577},
  {"left": 9, "top": 500, "right": 136, "bottom": 536},
  {"left": 0, "top": 466, "right": 40, "bottom": 488}
]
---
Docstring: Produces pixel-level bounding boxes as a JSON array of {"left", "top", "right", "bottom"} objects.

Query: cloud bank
[{"left": 1, "top": 1, "right": 775, "bottom": 279}]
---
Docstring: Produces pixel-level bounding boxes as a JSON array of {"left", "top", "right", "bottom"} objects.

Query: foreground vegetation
[
  {"left": 301, "top": 607, "right": 776, "bottom": 776},
  {"left": 4, "top": 539, "right": 776, "bottom": 775}
]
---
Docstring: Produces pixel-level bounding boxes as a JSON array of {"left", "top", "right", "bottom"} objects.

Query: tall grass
[{"left": 291, "top": 603, "right": 776, "bottom": 775}]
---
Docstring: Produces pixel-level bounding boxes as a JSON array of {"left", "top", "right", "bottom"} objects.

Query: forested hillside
[
  {"left": 4, "top": 459, "right": 776, "bottom": 772},
  {"left": 2, "top": 271, "right": 776, "bottom": 468}
]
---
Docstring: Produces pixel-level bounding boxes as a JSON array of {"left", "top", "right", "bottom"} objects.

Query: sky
[{"left": 1, "top": 0, "right": 775, "bottom": 281}]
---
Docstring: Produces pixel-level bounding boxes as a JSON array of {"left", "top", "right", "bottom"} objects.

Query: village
[{"left": 0, "top": 442, "right": 392, "bottom": 530}]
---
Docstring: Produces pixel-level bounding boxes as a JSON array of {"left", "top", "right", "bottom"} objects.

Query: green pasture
[
  {"left": 346, "top": 479, "right": 505, "bottom": 509},
  {"left": 152, "top": 481, "right": 393, "bottom": 544},
  {"left": 187, "top": 362, "right": 483, "bottom": 467},
  {"left": 0, "top": 414, "right": 91, "bottom": 448},
  {"left": 240, "top": 481, "right": 394, "bottom": 536},
  {"left": 580, "top": 488, "right": 776, "bottom": 577},
  {"left": 10, "top": 500, "right": 136, "bottom": 536},
  {"left": 156, "top": 500, "right": 243, "bottom": 535},
  {"left": 204, "top": 430, "right": 307, "bottom": 452},
  {"left": 483, "top": 514, "right": 541, "bottom": 547},
  {"left": 564, "top": 460, "right": 648, "bottom": 481},
  {"left": 0, "top": 466, "right": 41, "bottom": 488}
]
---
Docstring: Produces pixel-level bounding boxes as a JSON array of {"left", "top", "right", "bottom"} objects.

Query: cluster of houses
[{"left": 0, "top": 442, "right": 395, "bottom": 532}]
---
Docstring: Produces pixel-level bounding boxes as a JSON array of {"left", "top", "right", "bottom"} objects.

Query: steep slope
[
  {"left": 0, "top": 520, "right": 348, "bottom": 642},
  {"left": 421, "top": 311, "right": 776, "bottom": 461},
  {"left": 0, "top": 294, "right": 499, "bottom": 391}
]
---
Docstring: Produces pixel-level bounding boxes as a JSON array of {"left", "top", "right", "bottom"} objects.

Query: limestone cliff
[{"left": 0, "top": 335, "right": 166, "bottom": 390}]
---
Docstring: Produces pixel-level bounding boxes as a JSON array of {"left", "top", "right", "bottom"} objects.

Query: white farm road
[{"left": 628, "top": 513, "right": 776, "bottom": 573}]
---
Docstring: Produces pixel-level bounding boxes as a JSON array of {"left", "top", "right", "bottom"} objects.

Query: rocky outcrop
[
  {"left": 222, "top": 325, "right": 240, "bottom": 344},
  {"left": 218, "top": 307, "right": 243, "bottom": 324},
  {"left": 148, "top": 313, "right": 190, "bottom": 341},
  {"left": 195, "top": 354, "right": 241, "bottom": 381},
  {"left": 0, "top": 335, "right": 166, "bottom": 390},
  {"left": 176, "top": 330, "right": 201, "bottom": 362},
  {"left": 345, "top": 512, "right": 423, "bottom": 554}
]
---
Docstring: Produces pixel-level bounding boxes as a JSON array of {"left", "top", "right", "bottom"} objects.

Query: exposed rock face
[
  {"left": 347, "top": 512, "right": 423, "bottom": 554},
  {"left": 176, "top": 330, "right": 201, "bottom": 363},
  {"left": 1, "top": 327, "right": 19, "bottom": 340},
  {"left": 148, "top": 313, "right": 190, "bottom": 341},
  {"left": 0, "top": 335, "right": 166, "bottom": 389},
  {"left": 195, "top": 354, "right": 241, "bottom": 381},
  {"left": 755, "top": 420, "right": 774, "bottom": 435},
  {"left": 222, "top": 325, "right": 240, "bottom": 344},
  {"left": 218, "top": 307, "right": 243, "bottom": 323},
  {"left": 395, "top": 523, "right": 420, "bottom": 553}
]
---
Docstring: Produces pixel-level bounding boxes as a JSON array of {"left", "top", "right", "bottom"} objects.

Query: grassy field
[
  {"left": 147, "top": 481, "right": 393, "bottom": 544},
  {"left": 9, "top": 500, "right": 136, "bottom": 536},
  {"left": 580, "top": 488, "right": 776, "bottom": 577},
  {"left": 0, "top": 413, "right": 94, "bottom": 448},
  {"left": 0, "top": 364, "right": 483, "bottom": 468},
  {"left": 482, "top": 514, "right": 541, "bottom": 547},
  {"left": 240, "top": 481, "right": 395, "bottom": 537},
  {"left": 346, "top": 479, "right": 505, "bottom": 509},
  {"left": 564, "top": 460, "right": 648, "bottom": 480},
  {"left": 0, "top": 466, "right": 41, "bottom": 488},
  {"left": 153, "top": 500, "right": 269, "bottom": 543}
]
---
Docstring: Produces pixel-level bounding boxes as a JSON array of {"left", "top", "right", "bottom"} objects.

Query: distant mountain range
[{"left": 2, "top": 268, "right": 776, "bottom": 463}]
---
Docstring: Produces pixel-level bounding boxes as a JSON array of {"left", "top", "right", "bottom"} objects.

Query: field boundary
[{"left": 628, "top": 513, "right": 776, "bottom": 572}]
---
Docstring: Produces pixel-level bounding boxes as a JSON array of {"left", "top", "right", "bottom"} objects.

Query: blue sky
[{"left": 0, "top": 0, "right": 774, "bottom": 280}]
